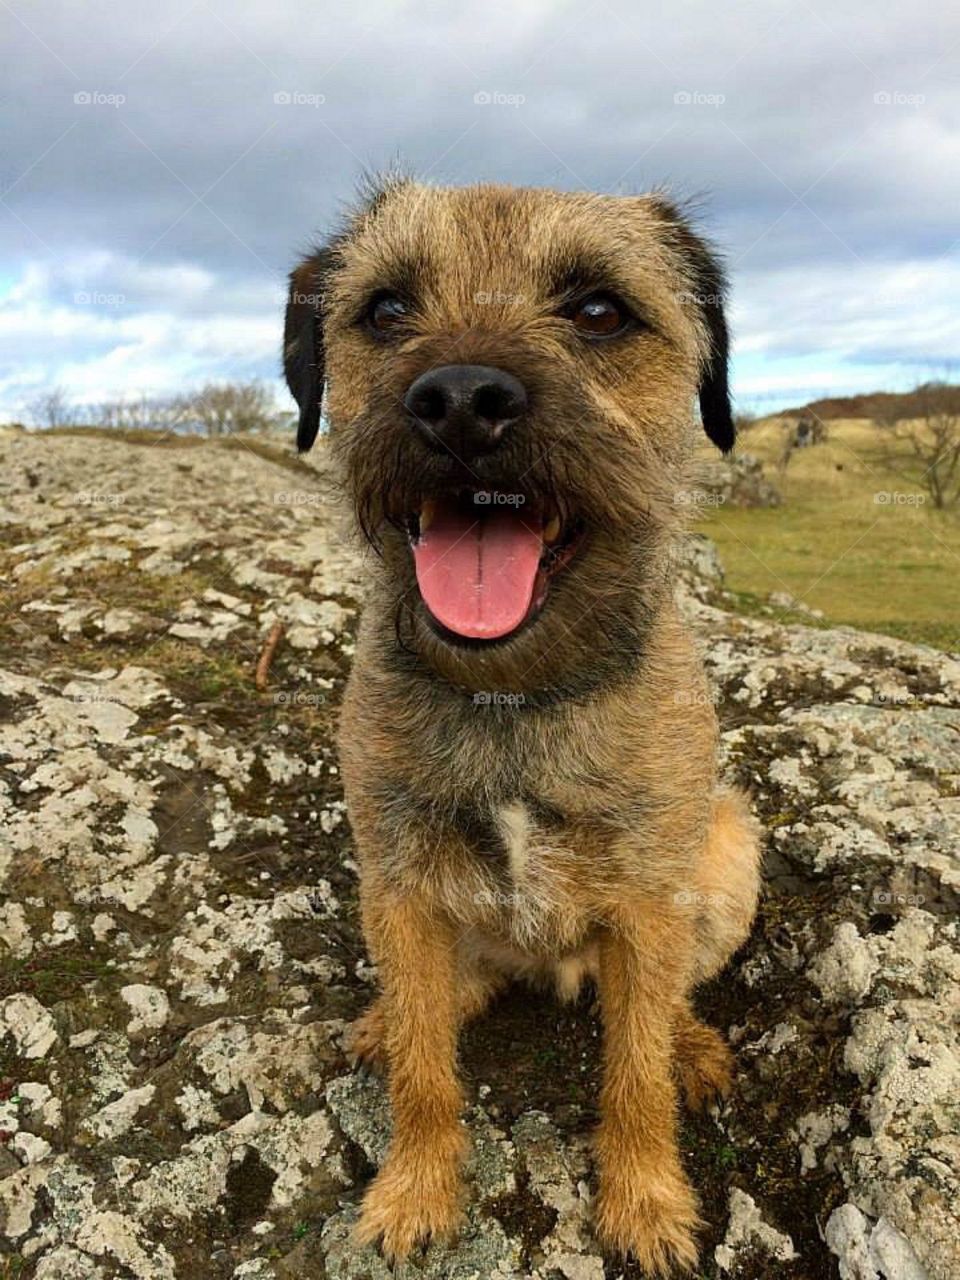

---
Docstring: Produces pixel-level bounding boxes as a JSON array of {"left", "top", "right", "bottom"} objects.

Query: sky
[{"left": 1, "top": 0, "right": 958, "bottom": 421}]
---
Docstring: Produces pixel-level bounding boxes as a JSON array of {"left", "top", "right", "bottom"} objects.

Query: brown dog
[{"left": 284, "top": 179, "right": 760, "bottom": 1274}]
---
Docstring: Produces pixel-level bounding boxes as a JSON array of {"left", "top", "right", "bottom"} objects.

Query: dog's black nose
[{"left": 404, "top": 364, "right": 527, "bottom": 459}]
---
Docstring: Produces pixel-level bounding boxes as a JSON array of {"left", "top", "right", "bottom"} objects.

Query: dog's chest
[
  {"left": 462, "top": 798, "right": 586, "bottom": 950},
  {"left": 495, "top": 800, "right": 534, "bottom": 883},
  {"left": 458, "top": 796, "right": 553, "bottom": 881}
]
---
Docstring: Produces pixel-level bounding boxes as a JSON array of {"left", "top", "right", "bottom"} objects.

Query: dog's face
[{"left": 284, "top": 181, "right": 733, "bottom": 697}]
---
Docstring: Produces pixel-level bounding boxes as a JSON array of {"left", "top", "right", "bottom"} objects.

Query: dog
[{"left": 283, "top": 178, "right": 760, "bottom": 1274}]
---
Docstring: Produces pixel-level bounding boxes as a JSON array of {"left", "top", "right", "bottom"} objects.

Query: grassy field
[{"left": 695, "top": 417, "right": 960, "bottom": 652}]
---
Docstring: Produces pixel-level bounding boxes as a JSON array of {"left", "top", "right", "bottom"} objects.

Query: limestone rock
[{"left": 1, "top": 432, "right": 957, "bottom": 1279}]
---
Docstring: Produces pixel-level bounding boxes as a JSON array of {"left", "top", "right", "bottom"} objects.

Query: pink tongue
[{"left": 412, "top": 504, "right": 544, "bottom": 639}]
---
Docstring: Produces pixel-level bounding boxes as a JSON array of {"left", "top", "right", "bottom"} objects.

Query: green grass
[
  {"left": 0, "top": 945, "right": 118, "bottom": 1002},
  {"left": 696, "top": 418, "right": 960, "bottom": 651}
]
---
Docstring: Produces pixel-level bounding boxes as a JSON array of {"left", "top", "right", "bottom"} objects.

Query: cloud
[
  {"left": 735, "top": 254, "right": 960, "bottom": 362},
  {"left": 0, "top": 252, "right": 283, "bottom": 413},
  {"left": 1, "top": 0, "right": 957, "bottom": 414}
]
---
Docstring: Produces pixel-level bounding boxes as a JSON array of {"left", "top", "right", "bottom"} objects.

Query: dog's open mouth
[{"left": 405, "top": 490, "right": 583, "bottom": 642}]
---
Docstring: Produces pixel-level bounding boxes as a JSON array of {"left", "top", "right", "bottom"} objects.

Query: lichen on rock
[{"left": 0, "top": 437, "right": 957, "bottom": 1278}]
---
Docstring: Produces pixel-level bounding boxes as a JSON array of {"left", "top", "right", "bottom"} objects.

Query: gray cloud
[{"left": 1, "top": 0, "right": 958, "bottom": 412}]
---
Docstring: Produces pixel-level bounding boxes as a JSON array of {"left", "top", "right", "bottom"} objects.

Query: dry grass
[{"left": 38, "top": 426, "right": 314, "bottom": 475}]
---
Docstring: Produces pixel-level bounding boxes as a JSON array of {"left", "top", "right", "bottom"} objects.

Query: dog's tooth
[
  {"left": 543, "top": 513, "right": 561, "bottom": 543},
  {"left": 419, "top": 500, "right": 437, "bottom": 534}
]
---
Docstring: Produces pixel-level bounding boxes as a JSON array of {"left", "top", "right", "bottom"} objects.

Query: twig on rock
[{"left": 255, "top": 621, "right": 285, "bottom": 690}]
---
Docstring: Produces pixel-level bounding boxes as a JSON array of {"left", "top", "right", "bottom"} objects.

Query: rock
[
  {"left": 169, "top": 605, "right": 247, "bottom": 645},
  {"left": 714, "top": 1188, "right": 798, "bottom": 1271},
  {"left": 325, "top": 1072, "right": 392, "bottom": 1167},
  {"left": 83, "top": 1085, "right": 157, "bottom": 1141},
  {"left": 183, "top": 1015, "right": 339, "bottom": 1111},
  {"left": 1, "top": 431, "right": 957, "bottom": 1279},
  {"left": 174, "top": 1083, "right": 221, "bottom": 1132},
  {"left": 12, "top": 1132, "right": 52, "bottom": 1165},
  {"left": 826, "top": 1203, "right": 930, "bottom": 1280},
  {"left": 18, "top": 1082, "right": 62, "bottom": 1128},
  {"left": 97, "top": 608, "right": 162, "bottom": 639},
  {"left": 34, "top": 1245, "right": 108, "bottom": 1278},
  {"left": 768, "top": 589, "right": 825, "bottom": 620},
  {"left": 512, "top": 1113, "right": 598, "bottom": 1275},
  {"left": 697, "top": 451, "right": 782, "bottom": 508},
  {"left": 263, "top": 594, "right": 353, "bottom": 651},
  {"left": 119, "top": 984, "right": 170, "bottom": 1035},
  {"left": 793, "top": 1104, "right": 851, "bottom": 1173},
  {"left": 74, "top": 1210, "right": 176, "bottom": 1279},
  {"left": 321, "top": 1207, "right": 520, "bottom": 1279},
  {"left": 0, "top": 902, "right": 33, "bottom": 958},
  {"left": 808, "top": 922, "right": 880, "bottom": 1004},
  {"left": 0, "top": 994, "right": 57, "bottom": 1059},
  {"left": 0, "top": 1163, "right": 50, "bottom": 1239}
]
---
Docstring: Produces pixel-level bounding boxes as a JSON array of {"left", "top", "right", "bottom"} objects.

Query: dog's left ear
[
  {"left": 652, "top": 200, "right": 735, "bottom": 452},
  {"left": 283, "top": 250, "right": 330, "bottom": 453}
]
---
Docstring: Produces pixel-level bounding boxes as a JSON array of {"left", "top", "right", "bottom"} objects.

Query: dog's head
[{"left": 284, "top": 180, "right": 733, "bottom": 697}]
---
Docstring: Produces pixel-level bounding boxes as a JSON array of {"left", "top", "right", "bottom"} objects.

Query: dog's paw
[
  {"left": 676, "top": 1021, "right": 733, "bottom": 1112},
  {"left": 354, "top": 1157, "right": 463, "bottom": 1261},
  {"left": 345, "top": 999, "right": 388, "bottom": 1073},
  {"left": 594, "top": 1171, "right": 701, "bottom": 1275}
]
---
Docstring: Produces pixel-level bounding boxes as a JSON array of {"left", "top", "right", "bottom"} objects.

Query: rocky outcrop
[
  {"left": 696, "top": 451, "right": 782, "bottom": 508},
  {"left": 0, "top": 431, "right": 957, "bottom": 1279}
]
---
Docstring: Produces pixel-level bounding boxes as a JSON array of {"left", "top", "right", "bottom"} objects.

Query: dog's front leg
[
  {"left": 354, "top": 889, "right": 466, "bottom": 1260},
  {"left": 594, "top": 903, "right": 700, "bottom": 1275}
]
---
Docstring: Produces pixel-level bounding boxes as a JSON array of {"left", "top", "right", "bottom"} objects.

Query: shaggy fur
[{"left": 284, "top": 179, "right": 760, "bottom": 1273}]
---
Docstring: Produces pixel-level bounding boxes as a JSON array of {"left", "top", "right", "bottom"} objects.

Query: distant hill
[{"left": 775, "top": 382, "right": 960, "bottom": 422}]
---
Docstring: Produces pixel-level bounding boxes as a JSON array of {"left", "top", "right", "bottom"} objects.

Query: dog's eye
[
  {"left": 367, "top": 293, "right": 408, "bottom": 335},
  {"left": 569, "top": 293, "right": 629, "bottom": 338}
]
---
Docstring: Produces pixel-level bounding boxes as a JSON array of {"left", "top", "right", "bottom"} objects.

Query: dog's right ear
[{"left": 283, "top": 250, "right": 330, "bottom": 453}]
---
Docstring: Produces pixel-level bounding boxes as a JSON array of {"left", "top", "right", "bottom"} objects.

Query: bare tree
[
  {"left": 96, "top": 395, "right": 190, "bottom": 433},
  {"left": 876, "top": 381, "right": 960, "bottom": 510},
  {"left": 24, "top": 386, "right": 81, "bottom": 429},
  {"left": 183, "top": 381, "right": 275, "bottom": 437}
]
